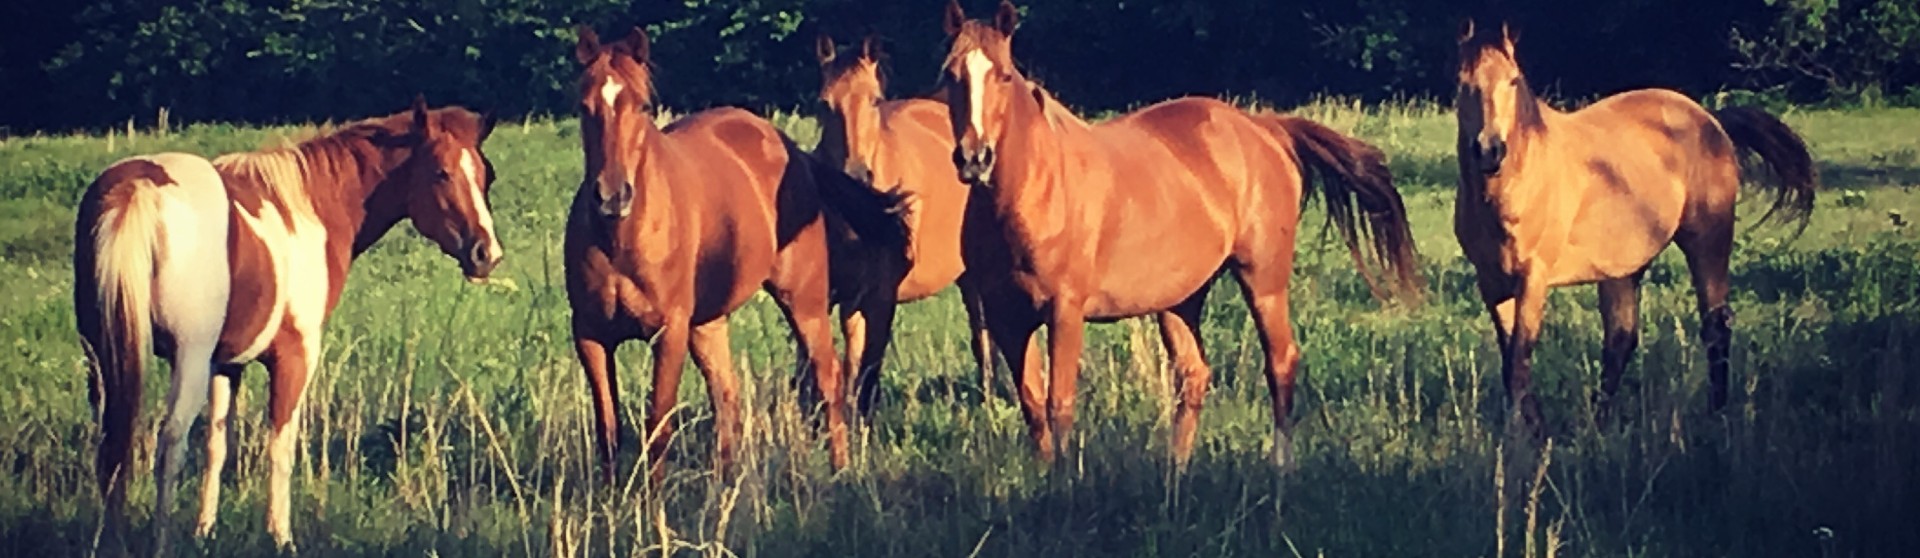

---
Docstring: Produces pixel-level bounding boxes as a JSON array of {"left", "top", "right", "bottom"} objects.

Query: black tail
[
  {"left": 1264, "top": 114, "right": 1423, "bottom": 303},
  {"left": 1712, "top": 106, "right": 1818, "bottom": 230},
  {"left": 783, "top": 136, "right": 912, "bottom": 252}
]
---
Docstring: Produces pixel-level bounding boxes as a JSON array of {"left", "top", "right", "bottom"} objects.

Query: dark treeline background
[{"left": 1, "top": 0, "right": 1916, "bottom": 134}]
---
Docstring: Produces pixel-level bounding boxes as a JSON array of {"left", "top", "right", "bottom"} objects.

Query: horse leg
[
  {"left": 1044, "top": 298, "right": 1089, "bottom": 466},
  {"left": 839, "top": 305, "right": 868, "bottom": 414},
  {"left": 1234, "top": 271, "right": 1305, "bottom": 469},
  {"left": 151, "top": 345, "right": 215, "bottom": 555},
  {"left": 985, "top": 295, "right": 1049, "bottom": 461},
  {"left": 1595, "top": 275, "right": 1644, "bottom": 429},
  {"left": 1678, "top": 230, "right": 1735, "bottom": 412},
  {"left": 777, "top": 291, "right": 851, "bottom": 469},
  {"left": 1158, "top": 290, "right": 1211, "bottom": 471},
  {"left": 961, "top": 283, "right": 998, "bottom": 404},
  {"left": 643, "top": 318, "right": 692, "bottom": 486},
  {"left": 573, "top": 329, "right": 623, "bottom": 484},
  {"left": 1506, "top": 274, "right": 1550, "bottom": 439},
  {"left": 194, "top": 365, "right": 244, "bottom": 538},
  {"left": 688, "top": 318, "right": 742, "bottom": 479},
  {"left": 853, "top": 298, "right": 897, "bottom": 418},
  {"left": 262, "top": 337, "right": 317, "bottom": 551}
]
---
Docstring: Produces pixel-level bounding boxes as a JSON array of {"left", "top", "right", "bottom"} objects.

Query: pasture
[{"left": 1, "top": 100, "right": 1915, "bottom": 556}]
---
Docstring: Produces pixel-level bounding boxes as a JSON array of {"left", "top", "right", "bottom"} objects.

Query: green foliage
[
  {"left": 7, "top": 0, "right": 1919, "bottom": 133},
  {"left": 1732, "top": 0, "right": 1920, "bottom": 104}
]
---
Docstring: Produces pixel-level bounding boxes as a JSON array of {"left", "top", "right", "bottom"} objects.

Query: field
[{"left": 1, "top": 100, "right": 1916, "bottom": 557}]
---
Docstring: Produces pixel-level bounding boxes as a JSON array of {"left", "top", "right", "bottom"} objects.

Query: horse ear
[
  {"left": 943, "top": 0, "right": 966, "bottom": 37},
  {"left": 410, "top": 94, "right": 431, "bottom": 138},
  {"left": 575, "top": 25, "right": 601, "bottom": 65},
  {"left": 815, "top": 33, "right": 836, "bottom": 64},
  {"left": 1457, "top": 18, "right": 1474, "bottom": 44},
  {"left": 477, "top": 112, "right": 496, "bottom": 144},
  {"left": 1500, "top": 22, "right": 1516, "bottom": 52},
  {"left": 993, "top": 0, "right": 1019, "bottom": 35},
  {"left": 860, "top": 34, "right": 879, "bottom": 60},
  {"left": 625, "top": 26, "right": 651, "bottom": 62}
]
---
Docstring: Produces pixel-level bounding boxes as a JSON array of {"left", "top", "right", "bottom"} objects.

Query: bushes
[{"left": 3, "top": 0, "right": 1917, "bottom": 134}]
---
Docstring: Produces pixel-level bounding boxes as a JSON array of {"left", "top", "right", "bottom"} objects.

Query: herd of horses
[{"left": 68, "top": 0, "right": 1817, "bottom": 552}]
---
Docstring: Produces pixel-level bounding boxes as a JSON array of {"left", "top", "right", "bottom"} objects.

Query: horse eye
[
  {"left": 1509, "top": 77, "right": 1522, "bottom": 87},
  {"left": 435, "top": 169, "right": 451, "bottom": 181}
]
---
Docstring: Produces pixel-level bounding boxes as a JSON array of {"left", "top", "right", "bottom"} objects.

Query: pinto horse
[
  {"left": 813, "top": 33, "right": 1014, "bottom": 414},
  {"left": 939, "top": 1, "right": 1422, "bottom": 468},
  {"left": 74, "top": 96, "right": 502, "bottom": 551},
  {"left": 566, "top": 26, "right": 907, "bottom": 482},
  {"left": 1454, "top": 22, "right": 1816, "bottom": 433}
]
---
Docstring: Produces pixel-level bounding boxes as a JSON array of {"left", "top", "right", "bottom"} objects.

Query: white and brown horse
[{"left": 73, "top": 96, "right": 501, "bottom": 552}]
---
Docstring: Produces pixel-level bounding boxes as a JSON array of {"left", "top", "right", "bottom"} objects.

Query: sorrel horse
[
  {"left": 567, "top": 26, "right": 907, "bottom": 482},
  {"left": 74, "top": 96, "right": 502, "bottom": 551},
  {"left": 814, "top": 33, "right": 1013, "bottom": 414},
  {"left": 939, "top": 0, "right": 1422, "bottom": 468},
  {"left": 1454, "top": 21, "right": 1816, "bottom": 432}
]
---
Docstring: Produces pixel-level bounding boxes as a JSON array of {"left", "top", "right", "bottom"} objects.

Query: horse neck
[
  {"left": 310, "top": 135, "right": 413, "bottom": 258},
  {"left": 987, "top": 79, "right": 1063, "bottom": 207}
]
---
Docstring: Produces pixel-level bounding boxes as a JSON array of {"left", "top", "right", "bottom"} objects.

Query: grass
[{"left": 0, "top": 100, "right": 1916, "bottom": 557}]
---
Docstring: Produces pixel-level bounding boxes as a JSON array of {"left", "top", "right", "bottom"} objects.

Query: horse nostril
[
  {"left": 952, "top": 148, "right": 967, "bottom": 170},
  {"left": 469, "top": 239, "right": 490, "bottom": 265}
]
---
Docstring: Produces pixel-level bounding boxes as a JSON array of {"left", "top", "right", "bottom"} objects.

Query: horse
[
  {"left": 566, "top": 25, "right": 908, "bottom": 483},
  {"left": 74, "top": 96, "right": 502, "bottom": 552},
  {"left": 813, "top": 33, "right": 1015, "bottom": 415},
  {"left": 938, "top": 0, "right": 1423, "bottom": 468},
  {"left": 1452, "top": 21, "right": 1817, "bottom": 433}
]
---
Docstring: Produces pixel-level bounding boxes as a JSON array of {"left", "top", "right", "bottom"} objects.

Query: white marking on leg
[
  {"left": 600, "top": 77, "right": 624, "bottom": 109},
  {"left": 459, "top": 149, "right": 502, "bottom": 265},
  {"left": 195, "top": 373, "right": 234, "bottom": 538},
  {"left": 265, "top": 385, "right": 307, "bottom": 549},
  {"left": 963, "top": 50, "right": 995, "bottom": 136}
]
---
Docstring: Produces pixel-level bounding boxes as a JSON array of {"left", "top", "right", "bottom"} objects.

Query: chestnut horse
[
  {"left": 1454, "top": 22, "right": 1816, "bottom": 433},
  {"left": 567, "top": 26, "right": 907, "bottom": 482},
  {"left": 940, "top": 1, "right": 1422, "bottom": 468},
  {"left": 74, "top": 96, "right": 502, "bottom": 552},
  {"left": 814, "top": 33, "right": 1012, "bottom": 414}
]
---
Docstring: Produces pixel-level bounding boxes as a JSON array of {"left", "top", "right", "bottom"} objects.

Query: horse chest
[{"left": 216, "top": 198, "right": 333, "bottom": 364}]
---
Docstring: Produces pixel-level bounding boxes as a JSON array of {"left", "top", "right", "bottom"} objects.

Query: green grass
[{"left": 0, "top": 102, "right": 1916, "bottom": 557}]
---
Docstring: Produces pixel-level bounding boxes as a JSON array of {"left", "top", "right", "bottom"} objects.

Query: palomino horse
[
  {"left": 814, "top": 33, "right": 1014, "bottom": 414},
  {"left": 939, "top": 1, "right": 1422, "bottom": 468},
  {"left": 74, "top": 96, "right": 502, "bottom": 551},
  {"left": 1454, "top": 22, "right": 1816, "bottom": 432},
  {"left": 567, "top": 26, "right": 907, "bottom": 482}
]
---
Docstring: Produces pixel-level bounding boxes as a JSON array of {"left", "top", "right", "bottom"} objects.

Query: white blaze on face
[
  {"left": 459, "top": 149, "right": 501, "bottom": 264},
  {"left": 962, "top": 49, "right": 995, "bottom": 137},
  {"left": 599, "top": 77, "right": 623, "bottom": 109}
]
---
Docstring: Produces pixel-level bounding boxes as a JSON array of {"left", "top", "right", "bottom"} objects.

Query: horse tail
[
  {"left": 1264, "top": 114, "right": 1424, "bottom": 303},
  {"left": 1711, "top": 106, "right": 1818, "bottom": 229},
  {"left": 784, "top": 135, "right": 912, "bottom": 253},
  {"left": 73, "top": 167, "right": 165, "bottom": 509}
]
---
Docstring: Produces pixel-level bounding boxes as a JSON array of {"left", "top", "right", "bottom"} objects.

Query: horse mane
[
  {"left": 212, "top": 108, "right": 481, "bottom": 218},
  {"left": 580, "top": 40, "right": 656, "bottom": 109},
  {"left": 942, "top": 20, "right": 1018, "bottom": 77},
  {"left": 1030, "top": 85, "right": 1088, "bottom": 132},
  {"left": 1458, "top": 27, "right": 1547, "bottom": 134},
  {"left": 822, "top": 47, "right": 889, "bottom": 97}
]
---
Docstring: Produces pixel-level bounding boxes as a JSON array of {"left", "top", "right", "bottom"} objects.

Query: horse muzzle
[
  {"left": 461, "top": 238, "right": 502, "bottom": 281},
  {"left": 1476, "top": 135, "right": 1507, "bottom": 176},
  {"left": 596, "top": 180, "right": 635, "bottom": 219},
  {"left": 952, "top": 145, "right": 996, "bottom": 185},
  {"left": 845, "top": 160, "right": 874, "bottom": 186}
]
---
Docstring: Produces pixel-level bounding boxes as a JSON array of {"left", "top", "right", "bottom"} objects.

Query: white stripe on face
[
  {"left": 962, "top": 49, "right": 995, "bottom": 137},
  {"left": 600, "top": 78, "right": 623, "bottom": 109},
  {"left": 459, "top": 149, "right": 501, "bottom": 264}
]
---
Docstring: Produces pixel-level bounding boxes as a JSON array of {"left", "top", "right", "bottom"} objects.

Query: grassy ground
[{"left": 0, "top": 100, "right": 1915, "bottom": 557}]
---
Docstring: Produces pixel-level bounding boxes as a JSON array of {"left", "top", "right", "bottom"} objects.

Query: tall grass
[{"left": 0, "top": 102, "right": 1915, "bottom": 556}]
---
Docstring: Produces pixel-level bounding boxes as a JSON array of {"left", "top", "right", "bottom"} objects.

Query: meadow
[{"left": 0, "top": 99, "right": 1915, "bottom": 557}]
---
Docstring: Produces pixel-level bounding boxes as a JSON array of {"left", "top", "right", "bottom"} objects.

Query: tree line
[{"left": 1, "top": 0, "right": 1915, "bottom": 134}]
